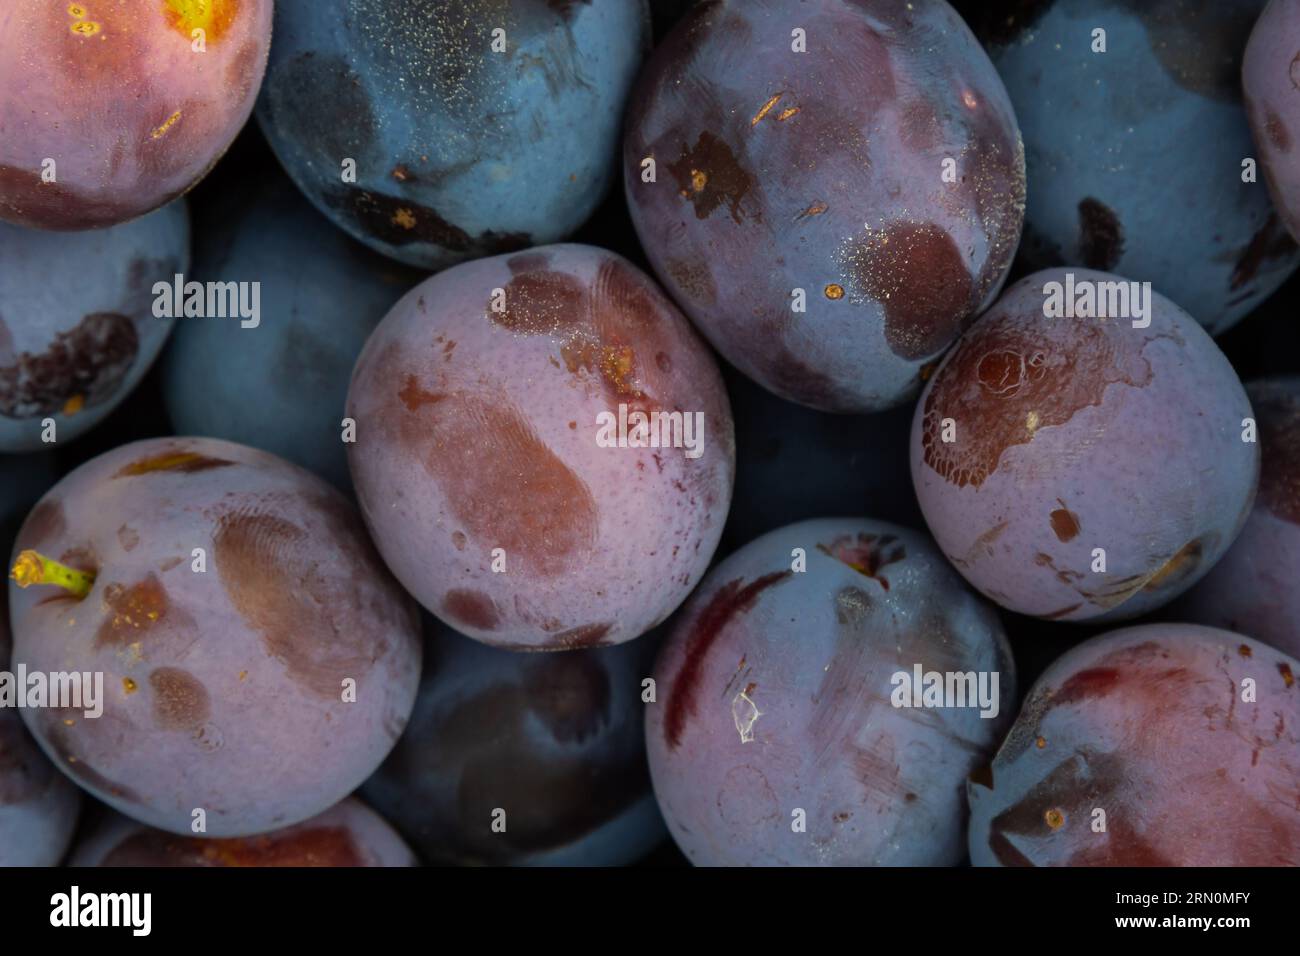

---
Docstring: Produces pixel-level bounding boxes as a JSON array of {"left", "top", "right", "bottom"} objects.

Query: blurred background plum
[
  {"left": 0, "top": 0, "right": 272, "bottom": 230},
  {"left": 257, "top": 0, "right": 650, "bottom": 270}
]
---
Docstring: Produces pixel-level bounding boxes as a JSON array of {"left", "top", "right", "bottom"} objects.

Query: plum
[
  {"left": 973, "top": 0, "right": 1299, "bottom": 336},
  {"left": 646, "top": 517, "right": 1014, "bottom": 866},
  {"left": 363, "top": 616, "right": 666, "bottom": 866},
  {"left": 163, "top": 182, "right": 423, "bottom": 491},
  {"left": 70, "top": 797, "right": 415, "bottom": 867},
  {"left": 0, "top": 0, "right": 272, "bottom": 230},
  {"left": 624, "top": 0, "right": 1026, "bottom": 413},
  {"left": 256, "top": 0, "right": 650, "bottom": 270},
  {"left": 0, "top": 202, "right": 190, "bottom": 453},
  {"left": 911, "top": 267, "right": 1258, "bottom": 622},
  {"left": 346, "top": 244, "right": 734, "bottom": 650},
  {"left": 1173, "top": 378, "right": 1300, "bottom": 659},
  {"left": 721, "top": 365, "right": 922, "bottom": 551},
  {"left": 1244, "top": 0, "right": 1300, "bottom": 244},
  {"left": 970, "top": 624, "right": 1300, "bottom": 866},
  {"left": 7, "top": 436, "right": 422, "bottom": 837}
]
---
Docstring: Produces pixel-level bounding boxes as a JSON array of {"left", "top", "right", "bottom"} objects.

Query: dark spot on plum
[
  {"left": 491, "top": 267, "right": 587, "bottom": 335},
  {"left": 1055, "top": 667, "right": 1122, "bottom": 703},
  {"left": 148, "top": 667, "right": 211, "bottom": 731},
  {"left": 1265, "top": 109, "right": 1292, "bottom": 153},
  {"left": 553, "top": 622, "right": 614, "bottom": 649},
  {"left": 113, "top": 450, "right": 236, "bottom": 477},
  {"left": 655, "top": 351, "right": 673, "bottom": 373},
  {"left": 664, "top": 571, "right": 792, "bottom": 749},
  {"left": 94, "top": 575, "right": 179, "bottom": 649},
  {"left": 0, "top": 313, "right": 137, "bottom": 419},
  {"left": 323, "top": 187, "right": 529, "bottom": 255},
  {"left": 1077, "top": 198, "right": 1124, "bottom": 270},
  {"left": 524, "top": 652, "right": 610, "bottom": 744},
  {"left": 1281, "top": 663, "right": 1295, "bottom": 688},
  {"left": 817, "top": 533, "right": 906, "bottom": 591},
  {"left": 212, "top": 507, "right": 384, "bottom": 698},
  {"left": 15, "top": 499, "right": 65, "bottom": 552},
  {"left": 839, "top": 222, "right": 974, "bottom": 361},
  {"left": 397, "top": 375, "right": 444, "bottom": 412},
  {"left": 922, "top": 309, "right": 1153, "bottom": 488},
  {"left": 1049, "top": 500, "right": 1080, "bottom": 542},
  {"left": 969, "top": 763, "right": 995, "bottom": 790},
  {"left": 1239, "top": 643, "right": 1253, "bottom": 658},
  {"left": 1230, "top": 214, "right": 1298, "bottom": 291},
  {"left": 442, "top": 589, "right": 500, "bottom": 631},
  {"left": 666, "top": 131, "right": 757, "bottom": 224},
  {"left": 43, "top": 722, "right": 140, "bottom": 803},
  {"left": 101, "top": 827, "right": 364, "bottom": 867}
]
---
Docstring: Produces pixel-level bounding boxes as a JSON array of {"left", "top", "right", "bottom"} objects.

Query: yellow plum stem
[{"left": 10, "top": 550, "right": 95, "bottom": 599}]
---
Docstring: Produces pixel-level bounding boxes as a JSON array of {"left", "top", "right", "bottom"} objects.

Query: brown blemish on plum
[
  {"left": 1265, "top": 110, "right": 1292, "bottom": 153},
  {"left": 102, "top": 827, "right": 364, "bottom": 867},
  {"left": 664, "top": 571, "right": 792, "bottom": 750},
  {"left": 0, "top": 313, "right": 137, "bottom": 419},
  {"left": 44, "top": 722, "right": 140, "bottom": 803},
  {"left": 491, "top": 268, "right": 586, "bottom": 335},
  {"left": 666, "top": 131, "right": 757, "bottom": 224},
  {"left": 553, "top": 622, "right": 614, "bottom": 649},
  {"left": 664, "top": 257, "right": 717, "bottom": 306},
  {"left": 524, "top": 652, "right": 610, "bottom": 744},
  {"left": 148, "top": 667, "right": 211, "bottom": 731},
  {"left": 817, "top": 533, "right": 905, "bottom": 591},
  {"left": 397, "top": 375, "right": 444, "bottom": 412},
  {"left": 394, "top": 389, "right": 599, "bottom": 578},
  {"left": 1077, "top": 198, "right": 1124, "bottom": 270},
  {"left": 15, "top": 499, "right": 66, "bottom": 552},
  {"left": 922, "top": 309, "right": 1153, "bottom": 488},
  {"left": 159, "top": 556, "right": 184, "bottom": 572},
  {"left": 1230, "top": 214, "right": 1298, "bottom": 291},
  {"left": 0, "top": 165, "right": 139, "bottom": 230},
  {"left": 1250, "top": 383, "right": 1300, "bottom": 524},
  {"left": 1041, "top": 603, "right": 1082, "bottom": 620},
  {"left": 1142, "top": 537, "right": 1208, "bottom": 592},
  {"left": 1238, "top": 643, "right": 1253, "bottom": 657},
  {"left": 324, "top": 187, "right": 530, "bottom": 255},
  {"left": 212, "top": 508, "right": 384, "bottom": 698},
  {"left": 1049, "top": 500, "right": 1080, "bottom": 542},
  {"left": 442, "top": 589, "right": 500, "bottom": 631},
  {"left": 117, "top": 525, "right": 140, "bottom": 553},
  {"left": 1281, "top": 663, "right": 1295, "bottom": 689},
  {"left": 839, "top": 223, "right": 974, "bottom": 360},
  {"left": 113, "top": 450, "right": 236, "bottom": 477},
  {"left": 94, "top": 575, "right": 174, "bottom": 649}
]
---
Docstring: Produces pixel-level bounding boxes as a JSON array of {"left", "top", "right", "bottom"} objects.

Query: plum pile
[{"left": 2, "top": 0, "right": 1299, "bottom": 869}]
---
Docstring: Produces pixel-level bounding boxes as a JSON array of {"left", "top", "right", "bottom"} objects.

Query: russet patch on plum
[
  {"left": 113, "top": 450, "right": 237, "bottom": 477},
  {"left": 147, "top": 666, "right": 211, "bottom": 731},
  {"left": 442, "top": 589, "right": 500, "bottom": 631},
  {"left": 0, "top": 313, "right": 138, "bottom": 419},
  {"left": 94, "top": 574, "right": 193, "bottom": 650},
  {"left": 102, "top": 825, "right": 363, "bottom": 867}
]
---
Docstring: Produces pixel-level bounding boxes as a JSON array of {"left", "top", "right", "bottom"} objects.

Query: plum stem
[{"left": 9, "top": 550, "right": 95, "bottom": 599}]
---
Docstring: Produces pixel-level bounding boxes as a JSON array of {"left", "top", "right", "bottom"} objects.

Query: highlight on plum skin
[
  {"left": 0, "top": 1, "right": 273, "bottom": 230},
  {"left": 1173, "top": 378, "right": 1300, "bottom": 659},
  {"left": 910, "top": 267, "right": 1260, "bottom": 622},
  {"left": 362, "top": 616, "right": 666, "bottom": 867},
  {"left": 645, "top": 518, "right": 1014, "bottom": 866},
  {"left": 70, "top": 798, "right": 416, "bottom": 867},
  {"left": 6, "top": 436, "right": 423, "bottom": 838},
  {"left": 624, "top": 0, "right": 1026, "bottom": 413},
  {"left": 968, "top": 624, "right": 1300, "bottom": 867},
  {"left": 345, "top": 243, "right": 735, "bottom": 651}
]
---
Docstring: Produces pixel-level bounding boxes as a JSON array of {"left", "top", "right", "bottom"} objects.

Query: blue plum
[
  {"left": 363, "top": 616, "right": 666, "bottom": 866},
  {"left": 163, "top": 182, "right": 423, "bottom": 490},
  {"left": 257, "top": 0, "right": 650, "bottom": 269},
  {"left": 1173, "top": 378, "right": 1300, "bottom": 659},
  {"left": 0, "top": 203, "right": 189, "bottom": 452},
  {"left": 646, "top": 518, "right": 1014, "bottom": 865},
  {"left": 625, "top": 0, "right": 1026, "bottom": 412},
  {"left": 969, "top": 624, "right": 1300, "bottom": 866},
  {"left": 974, "top": 0, "right": 1299, "bottom": 335}
]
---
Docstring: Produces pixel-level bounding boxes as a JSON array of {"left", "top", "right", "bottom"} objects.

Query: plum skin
[
  {"left": 346, "top": 243, "right": 735, "bottom": 650},
  {"left": 8, "top": 436, "right": 422, "bottom": 838},
  {"left": 69, "top": 797, "right": 416, "bottom": 867},
  {"left": 1244, "top": 0, "right": 1300, "bottom": 244},
  {"left": 910, "top": 267, "right": 1259, "bottom": 622},
  {"left": 0, "top": 0, "right": 273, "bottom": 230},
  {"left": 1173, "top": 378, "right": 1300, "bottom": 659},
  {"left": 646, "top": 517, "right": 1015, "bottom": 866},
  {"left": 977, "top": 0, "right": 1298, "bottom": 336},
  {"left": 257, "top": 0, "right": 650, "bottom": 270},
  {"left": 0, "top": 202, "right": 190, "bottom": 452},
  {"left": 163, "top": 183, "right": 422, "bottom": 491},
  {"left": 624, "top": 0, "right": 1026, "bottom": 413},
  {"left": 969, "top": 624, "right": 1300, "bottom": 866},
  {"left": 362, "top": 617, "right": 666, "bottom": 866}
]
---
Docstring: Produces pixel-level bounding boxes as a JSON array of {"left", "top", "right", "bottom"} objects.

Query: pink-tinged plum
[
  {"left": 256, "top": 0, "right": 650, "bottom": 270},
  {"left": 1245, "top": 0, "right": 1300, "bottom": 243},
  {"left": 1174, "top": 378, "right": 1300, "bottom": 659},
  {"left": 346, "top": 244, "right": 734, "bottom": 650},
  {"left": 969, "top": 624, "right": 1300, "bottom": 866},
  {"left": 363, "top": 617, "right": 666, "bottom": 866},
  {"left": 624, "top": 0, "right": 1026, "bottom": 412},
  {"left": 646, "top": 518, "right": 1014, "bottom": 866},
  {"left": 7, "top": 436, "right": 422, "bottom": 837},
  {"left": 0, "top": 201, "right": 190, "bottom": 452},
  {"left": 0, "top": 1, "right": 272, "bottom": 231},
  {"left": 911, "top": 267, "right": 1259, "bottom": 622},
  {"left": 70, "top": 797, "right": 416, "bottom": 867}
]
